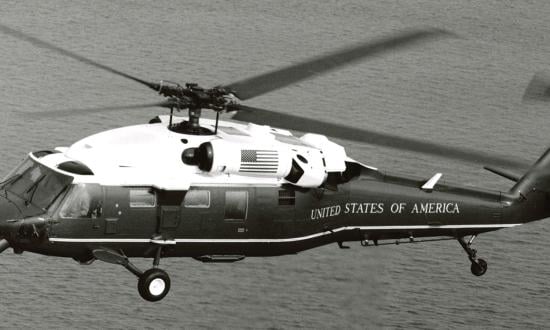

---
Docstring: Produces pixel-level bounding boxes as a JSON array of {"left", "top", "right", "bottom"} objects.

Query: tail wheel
[
  {"left": 470, "top": 258, "right": 488, "bottom": 277},
  {"left": 138, "top": 268, "right": 171, "bottom": 302}
]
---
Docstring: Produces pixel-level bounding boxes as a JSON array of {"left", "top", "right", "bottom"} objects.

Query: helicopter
[{"left": 0, "top": 23, "right": 548, "bottom": 302}]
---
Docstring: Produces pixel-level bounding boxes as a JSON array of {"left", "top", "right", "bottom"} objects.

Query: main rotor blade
[
  {"left": 222, "top": 28, "right": 452, "bottom": 100},
  {"left": 230, "top": 104, "right": 527, "bottom": 169},
  {"left": 0, "top": 23, "right": 160, "bottom": 91},
  {"left": 20, "top": 101, "right": 175, "bottom": 117},
  {"left": 523, "top": 72, "right": 550, "bottom": 103}
]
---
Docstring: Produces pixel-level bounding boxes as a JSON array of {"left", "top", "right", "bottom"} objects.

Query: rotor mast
[{"left": 152, "top": 81, "right": 229, "bottom": 134}]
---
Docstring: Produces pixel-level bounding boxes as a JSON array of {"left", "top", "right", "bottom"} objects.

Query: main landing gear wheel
[
  {"left": 92, "top": 247, "right": 172, "bottom": 302},
  {"left": 457, "top": 235, "right": 488, "bottom": 277},
  {"left": 138, "top": 268, "right": 171, "bottom": 302},
  {"left": 470, "top": 258, "right": 488, "bottom": 276}
]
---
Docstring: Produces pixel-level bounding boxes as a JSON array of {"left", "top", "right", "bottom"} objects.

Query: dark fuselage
[{"left": 5, "top": 165, "right": 546, "bottom": 263}]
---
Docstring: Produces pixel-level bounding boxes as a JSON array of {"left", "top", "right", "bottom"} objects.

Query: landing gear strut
[
  {"left": 92, "top": 247, "right": 171, "bottom": 302},
  {"left": 457, "top": 235, "right": 487, "bottom": 276},
  {"left": 136, "top": 246, "right": 171, "bottom": 302}
]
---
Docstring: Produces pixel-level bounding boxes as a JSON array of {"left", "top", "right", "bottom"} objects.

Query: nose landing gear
[{"left": 457, "top": 235, "right": 488, "bottom": 276}]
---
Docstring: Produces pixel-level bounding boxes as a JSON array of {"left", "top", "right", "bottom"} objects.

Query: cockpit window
[
  {"left": 3, "top": 157, "right": 73, "bottom": 210},
  {"left": 1, "top": 158, "right": 33, "bottom": 185},
  {"left": 59, "top": 183, "right": 102, "bottom": 218}
]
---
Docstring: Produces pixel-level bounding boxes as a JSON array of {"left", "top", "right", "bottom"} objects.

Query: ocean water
[{"left": 0, "top": 1, "right": 549, "bottom": 328}]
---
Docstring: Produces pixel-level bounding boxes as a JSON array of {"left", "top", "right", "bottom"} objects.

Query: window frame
[
  {"left": 224, "top": 190, "right": 249, "bottom": 222},
  {"left": 183, "top": 190, "right": 211, "bottom": 209},
  {"left": 129, "top": 188, "right": 156, "bottom": 208},
  {"left": 58, "top": 183, "right": 102, "bottom": 219}
]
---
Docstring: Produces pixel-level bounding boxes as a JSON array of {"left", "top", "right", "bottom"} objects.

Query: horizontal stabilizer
[{"left": 421, "top": 173, "right": 442, "bottom": 191}]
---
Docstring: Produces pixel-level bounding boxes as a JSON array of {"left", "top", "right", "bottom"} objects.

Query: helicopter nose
[
  {"left": 0, "top": 194, "right": 25, "bottom": 243},
  {"left": 0, "top": 216, "right": 48, "bottom": 253},
  {"left": 0, "top": 218, "right": 21, "bottom": 245},
  {"left": 0, "top": 191, "right": 53, "bottom": 251}
]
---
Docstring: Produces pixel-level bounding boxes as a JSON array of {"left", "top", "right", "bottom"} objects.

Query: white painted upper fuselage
[{"left": 34, "top": 116, "right": 356, "bottom": 190}]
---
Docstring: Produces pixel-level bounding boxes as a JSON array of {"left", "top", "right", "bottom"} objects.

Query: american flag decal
[{"left": 240, "top": 149, "right": 279, "bottom": 173}]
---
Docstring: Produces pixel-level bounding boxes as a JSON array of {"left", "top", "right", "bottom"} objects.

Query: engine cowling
[
  {"left": 191, "top": 140, "right": 328, "bottom": 188},
  {"left": 195, "top": 140, "right": 293, "bottom": 177}
]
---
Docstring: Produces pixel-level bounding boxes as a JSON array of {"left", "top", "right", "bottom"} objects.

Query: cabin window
[
  {"left": 59, "top": 183, "right": 102, "bottom": 219},
  {"left": 224, "top": 191, "right": 248, "bottom": 221},
  {"left": 183, "top": 190, "right": 210, "bottom": 208},
  {"left": 129, "top": 189, "right": 156, "bottom": 208},
  {"left": 278, "top": 189, "right": 295, "bottom": 206}
]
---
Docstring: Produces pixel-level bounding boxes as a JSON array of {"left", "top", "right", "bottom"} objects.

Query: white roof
[{"left": 35, "top": 116, "right": 308, "bottom": 190}]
